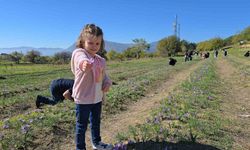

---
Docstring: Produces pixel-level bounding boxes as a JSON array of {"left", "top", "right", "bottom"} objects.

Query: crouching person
[
  {"left": 169, "top": 57, "right": 177, "bottom": 66},
  {"left": 36, "top": 78, "right": 74, "bottom": 108},
  {"left": 244, "top": 51, "right": 250, "bottom": 57}
]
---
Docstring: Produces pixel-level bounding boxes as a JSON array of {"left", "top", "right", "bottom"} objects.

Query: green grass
[
  {"left": 0, "top": 57, "right": 203, "bottom": 150},
  {"left": 116, "top": 59, "right": 233, "bottom": 149}
]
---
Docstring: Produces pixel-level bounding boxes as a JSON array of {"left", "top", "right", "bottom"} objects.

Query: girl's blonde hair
[{"left": 76, "top": 24, "right": 105, "bottom": 50}]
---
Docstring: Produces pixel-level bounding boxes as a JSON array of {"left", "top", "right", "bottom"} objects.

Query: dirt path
[
  {"left": 216, "top": 58, "right": 250, "bottom": 150},
  {"left": 84, "top": 61, "right": 204, "bottom": 149},
  {"left": 100, "top": 63, "right": 202, "bottom": 142}
]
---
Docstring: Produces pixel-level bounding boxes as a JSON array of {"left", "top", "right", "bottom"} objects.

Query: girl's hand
[{"left": 82, "top": 60, "right": 93, "bottom": 72}]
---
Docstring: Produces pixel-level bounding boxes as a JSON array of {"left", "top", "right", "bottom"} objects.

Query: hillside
[
  {"left": 0, "top": 47, "right": 64, "bottom": 56},
  {"left": 65, "top": 40, "right": 158, "bottom": 53},
  {"left": 0, "top": 41, "right": 158, "bottom": 56},
  {"left": 65, "top": 40, "right": 134, "bottom": 53}
]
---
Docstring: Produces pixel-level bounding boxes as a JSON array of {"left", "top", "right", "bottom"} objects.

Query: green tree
[
  {"left": 180, "top": 40, "right": 189, "bottom": 52},
  {"left": 180, "top": 40, "right": 196, "bottom": 53},
  {"left": 224, "top": 36, "right": 233, "bottom": 46},
  {"left": 24, "top": 50, "right": 41, "bottom": 63},
  {"left": 107, "top": 49, "right": 119, "bottom": 60},
  {"left": 188, "top": 42, "right": 197, "bottom": 51},
  {"left": 232, "top": 26, "right": 250, "bottom": 44},
  {"left": 197, "top": 37, "right": 224, "bottom": 52},
  {"left": 34, "top": 56, "right": 52, "bottom": 64},
  {"left": 53, "top": 51, "right": 71, "bottom": 64},
  {"left": 10, "top": 51, "right": 23, "bottom": 64},
  {"left": 123, "top": 47, "right": 137, "bottom": 58},
  {"left": 210, "top": 38, "right": 225, "bottom": 50},
  {"left": 130, "top": 38, "right": 150, "bottom": 59},
  {"left": 156, "top": 35, "right": 181, "bottom": 56}
]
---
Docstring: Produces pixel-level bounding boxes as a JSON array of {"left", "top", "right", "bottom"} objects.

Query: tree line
[
  {"left": 1, "top": 26, "right": 249, "bottom": 64},
  {"left": 0, "top": 50, "right": 72, "bottom": 64},
  {"left": 107, "top": 25, "right": 250, "bottom": 60}
]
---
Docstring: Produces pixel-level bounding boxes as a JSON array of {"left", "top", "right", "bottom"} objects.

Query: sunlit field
[{"left": 0, "top": 49, "right": 249, "bottom": 150}]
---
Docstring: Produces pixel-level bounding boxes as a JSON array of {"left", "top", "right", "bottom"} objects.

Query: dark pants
[
  {"left": 75, "top": 102, "right": 102, "bottom": 150},
  {"left": 38, "top": 96, "right": 58, "bottom": 105},
  {"left": 39, "top": 80, "right": 64, "bottom": 105},
  {"left": 38, "top": 85, "right": 63, "bottom": 105}
]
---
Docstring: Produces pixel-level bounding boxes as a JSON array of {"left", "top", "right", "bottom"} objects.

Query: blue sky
[{"left": 0, "top": 0, "right": 249, "bottom": 49}]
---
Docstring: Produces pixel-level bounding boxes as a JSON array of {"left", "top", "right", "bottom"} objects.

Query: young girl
[{"left": 71, "top": 24, "right": 113, "bottom": 150}]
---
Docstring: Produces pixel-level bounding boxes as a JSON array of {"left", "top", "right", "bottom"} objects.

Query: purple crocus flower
[
  {"left": 113, "top": 142, "right": 128, "bottom": 150},
  {"left": 29, "top": 119, "right": 34, "bottom": 123},
  {"left": 159, "top": 127, "right": 163, "bottom": 133},
  {"left": 21, "top": 124, "right": 30, "bottom": 134},
  {"left": 113, "top": 143, "right": 122, "bottom": 150},
  {"left": 207, "top": 96, "right": 213, "bottom": 100},
  {"left": 154, "top": 117, "right": 160, "bottom": 124},
  {"left": 3, "top": 124, "right": 9, "bottom": 129}
]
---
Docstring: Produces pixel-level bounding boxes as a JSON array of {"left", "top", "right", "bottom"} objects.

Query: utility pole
[
  {"left": 178, "top": 23, "right": 180, "bottom": 40},
  {"left": 173, "top": 15, "right": 178, "bottom": 38},
  {"left": 173, "top": 15, "right": 180, "bottom": 40},
  {"left": 172, "top": 15, "right": 181, "bottom": 56}
]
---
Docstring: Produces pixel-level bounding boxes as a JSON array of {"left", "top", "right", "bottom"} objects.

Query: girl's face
[{"left": 84, "top": 36, "right": 102, "bottom": 56}]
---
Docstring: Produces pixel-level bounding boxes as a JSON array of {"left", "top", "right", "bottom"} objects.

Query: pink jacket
[{"left": 71, "top": 48, "right": 112, "bottom": 104}]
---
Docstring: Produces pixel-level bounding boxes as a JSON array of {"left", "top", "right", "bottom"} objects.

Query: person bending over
[
  {"left": 36, "top": 78, "right": 74, "bottom": 108},
  {"left": 169, "top": 57, "right": 177, "bottom": 66}
]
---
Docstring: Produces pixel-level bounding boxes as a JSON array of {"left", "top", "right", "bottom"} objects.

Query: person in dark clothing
[
  {"left": 169, "top": 57, "right": 177, "bottom": 66},
  {"left": 214, "top": 49, "right": 219, "bottom": 58},
  {"left": 224, "top": 49, "right": 228, "bottom": 56},
  {"left": 188, "top": 50, "right": 193, "bottom": 61},
  {"left": 204, "top": 52, "right": 210, "bottom": 59},
  {"left": 36, "top": 78, "right": 74, "bottom": 108},
  {"left": 244, "top": 51, "right": 250, "bottom": 57}
]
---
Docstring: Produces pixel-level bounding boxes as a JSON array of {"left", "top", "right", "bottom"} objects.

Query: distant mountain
[
  {"left": 105, "top": 40, "right": 134, "bottom": 52},
  {"left": 0, "top": 47, "right": 64, "bottom": 56},
  {"left": 65, "top": 40, "right": 134, "bottom": 53},
  {"left": 149, "top": 41, "right": 158, "bottom": 52},
  {"left": 0, "top": 41, "right": 158, "bottom": 56},
  {"left": 66, "top": 40, "right": 158, "bottom": 53}
]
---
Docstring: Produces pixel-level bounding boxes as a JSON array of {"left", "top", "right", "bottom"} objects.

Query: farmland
[{"left": 0, "top": 48, "right": 249, "bottom": 150}]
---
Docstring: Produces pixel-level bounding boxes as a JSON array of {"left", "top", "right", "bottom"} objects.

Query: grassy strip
[
  {"left": 0, "top": 58, "right": 185, "bottom": 120},
  {"left": 0, "top": 69, "right": 73, "bottom": 98},
  {"left": 0, "top": 64, "right": 70, "bottom": 75},
  {"left": 104, "top": 58, "right": 199, "bottom": 115},
  {"left": 115, "top": 59, "right": 233, "bottom": 150},
  {"left": 226, "top": 56, "right": 250, "bottom": 75},
  {"left": 0, "top": 102, "right": 75, "bottom": 150}
]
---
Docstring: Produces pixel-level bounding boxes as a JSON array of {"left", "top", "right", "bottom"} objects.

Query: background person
[{"left": 36, "top": 78, "right": 74, "bottom": 108}]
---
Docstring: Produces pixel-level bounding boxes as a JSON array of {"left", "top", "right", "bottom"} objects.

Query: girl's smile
[{"left": 84, "top": 36, "right": 102, "bottom": 56}]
